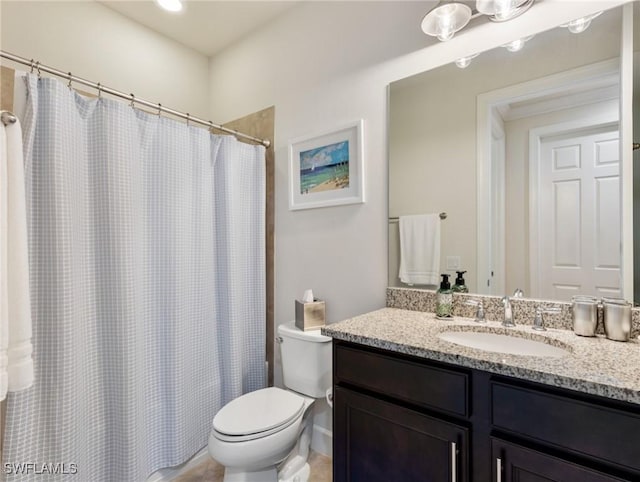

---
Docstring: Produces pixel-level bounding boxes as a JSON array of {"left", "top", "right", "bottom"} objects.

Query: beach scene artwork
[{"left": 299, "top": 141, "right": 350, "bottom": 194}]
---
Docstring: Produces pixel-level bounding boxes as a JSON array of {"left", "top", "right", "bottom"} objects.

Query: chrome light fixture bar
[{"left": 422, "top": 0, "right": 535, "bottom": 42}]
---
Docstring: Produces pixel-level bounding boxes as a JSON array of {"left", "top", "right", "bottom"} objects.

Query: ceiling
[{"left": 99, "top": 1, "right": 300, "bottom": 57}]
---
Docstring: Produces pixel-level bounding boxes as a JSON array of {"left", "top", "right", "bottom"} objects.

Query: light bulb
[
  {"left": 494, "top": 0, "right": 515, "bottom": 21},
  {"left": 421, "top": 2, "right": 471, "bottom": 42},
  {"left": 455, "top": 54, "right": 479, "bottom": 68},
  {"left": 476, "top": 0, "right": 534, "bottom": 22},
  {"left": 561, "top": 12, "right": 602, "bottom": 34},
  {"left": 568, "top": 18, "right": 590, "bottom": 34},
  {"left": 502, "top": 35, "right": 533, "bottom": 52},
  {"left": 155, "top": 0, "right": 183, "bottom": 13},
  {"left": 437, "top": 11, "right": 455, "bottom": 41}
]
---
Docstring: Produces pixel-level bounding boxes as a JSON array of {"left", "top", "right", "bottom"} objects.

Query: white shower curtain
[{"left": 3, "top": 75, "right": 266, "bottom": 481}]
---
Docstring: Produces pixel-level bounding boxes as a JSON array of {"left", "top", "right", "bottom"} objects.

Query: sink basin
[{"left": 438, "top": 331, "right": 569, "bottom": 358}]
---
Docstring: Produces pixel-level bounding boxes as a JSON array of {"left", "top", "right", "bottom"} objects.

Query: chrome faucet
[
  {"left": 502, "top": 296, "right": 515, "bottom": 327},
  {"left": 512, "top": 288, "right": 524, "bottom": 298}
]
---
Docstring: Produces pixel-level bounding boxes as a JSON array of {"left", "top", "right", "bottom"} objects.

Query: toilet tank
[{"left": 277, "top": 322, "right": 332, "bottom": 398}]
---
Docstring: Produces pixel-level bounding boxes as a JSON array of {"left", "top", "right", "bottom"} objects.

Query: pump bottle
[
  {"left": 452, "top": 271, "right": 469, "bottom": 293},
  {"left": 436, "top": 274, "right": 453, "bottom": 319}
]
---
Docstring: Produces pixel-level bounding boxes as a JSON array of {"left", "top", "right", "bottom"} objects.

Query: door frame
[{"left": 528, "top": 117, "right": 620, "bottom": 298}]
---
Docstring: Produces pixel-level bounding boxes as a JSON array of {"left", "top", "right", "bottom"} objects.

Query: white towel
[
  {"left": 398, "top": 214, "right": 441, "bottom": 286},
  {"left": 0, "top": 114, "right": 34, "bottom": 400}
]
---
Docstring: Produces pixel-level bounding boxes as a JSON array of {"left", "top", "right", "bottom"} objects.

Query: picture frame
[{"left": 288, "top": 119, "right": 365, "bottom": 210}]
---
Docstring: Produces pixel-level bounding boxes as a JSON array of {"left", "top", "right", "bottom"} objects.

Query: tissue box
[{"left": 295, "top": 299, "right": 326, "bottom": 331}]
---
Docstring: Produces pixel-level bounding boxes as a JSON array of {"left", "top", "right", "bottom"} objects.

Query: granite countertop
[{"left": 321, "top": 307, "right": 640, "bottom": 406}]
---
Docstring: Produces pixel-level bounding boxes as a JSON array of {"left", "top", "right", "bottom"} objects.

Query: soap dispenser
[
  {"left": 452, "top": 271, "right": 468, "bottom": 293},
  {"left": 436, "top": 274, "right": 453, "bottom": 319}
]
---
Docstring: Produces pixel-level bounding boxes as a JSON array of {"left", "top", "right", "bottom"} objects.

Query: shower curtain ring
[
  {"left": 129, "top": 93, "right": 135, "bottom": 108},
  {"left": 208, "top": 121, "right": 213, "bottom": 133},
  {"left": 29, "top": 59, "right": 35, "bottom": 74},
  {"left": 97, "top": 83, "right": 102, "bottom": 98},
  {"left": 67, "top": 72, "right": 73, "bottom": 90},
  {"left": 186, "top": 113, "right": 190, "bottom": 126},
  {"left": 35, "top": 61, "right": 42, "bottom": 79},
  {"left": 157, "top": 103, "right": 162, "bottom": 117}
]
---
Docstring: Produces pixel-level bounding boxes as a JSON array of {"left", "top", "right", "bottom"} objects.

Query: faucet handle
[
  {"left": 465, "top": 299, "right": 486, "bottom": 323},
  {"left": 532, "top": 306, "right": 561, "bottom": 331}
]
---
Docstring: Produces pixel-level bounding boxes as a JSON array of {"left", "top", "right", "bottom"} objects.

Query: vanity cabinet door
[
  {"left": 334, "top": 386, "right": 468, "bottom": 482},
  {"left": 492, "top": 439, "right": 629, "bottom": 482}
]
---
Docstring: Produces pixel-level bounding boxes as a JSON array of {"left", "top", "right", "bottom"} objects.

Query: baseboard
[
  {"left": 145, "top": 446, "right": 209, "bottom": 482},
  {"left": 311, "top": 424, "right": 332, "bottom": 458}
]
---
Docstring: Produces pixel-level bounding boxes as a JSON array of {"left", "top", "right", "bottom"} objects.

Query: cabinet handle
[
  {"left": 496, "top": 457, "right": 502, "bottom": 482},
  {"left": 450, "top": 441, "right": 457, "bottom": 482}
]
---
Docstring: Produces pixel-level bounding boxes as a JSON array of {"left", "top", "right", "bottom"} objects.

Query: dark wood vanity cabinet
[
  {"left": 332, "top": 340, "right": 640, "bottom": 482},
  {"left": 334, "top": 387, "right": 468, "bottom": 481}
]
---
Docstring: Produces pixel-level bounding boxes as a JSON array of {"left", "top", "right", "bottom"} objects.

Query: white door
[{"left": 538, "top": 124, "right": 621, "bottom": 301}]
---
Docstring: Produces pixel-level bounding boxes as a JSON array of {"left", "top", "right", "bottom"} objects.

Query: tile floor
[{"left": 174, "top": 451, "right": 332, "bottom": 482}]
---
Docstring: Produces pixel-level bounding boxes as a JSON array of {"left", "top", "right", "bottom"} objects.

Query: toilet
[{"left": 208, "top": 322, "right": 332, "bottom": 482}]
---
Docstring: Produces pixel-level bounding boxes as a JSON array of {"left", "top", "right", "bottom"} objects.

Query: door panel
[{"left": 538, "top": 126, "right": 621, "bottom": 300}]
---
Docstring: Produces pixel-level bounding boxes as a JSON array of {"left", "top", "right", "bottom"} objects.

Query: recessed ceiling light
[{"left": 155, "top": 0, "right": 183, "bottom": 13}]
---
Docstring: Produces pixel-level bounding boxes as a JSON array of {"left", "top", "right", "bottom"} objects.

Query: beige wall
[
  {"left": 0, "top": 1, "right": 210, "bottom": 119},
  {"left": 389, "top": 7, "right": 622, "bottom": 293}
]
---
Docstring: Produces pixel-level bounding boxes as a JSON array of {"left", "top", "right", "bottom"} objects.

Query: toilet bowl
[{"left": 207, "top": 323, "right": 331, "bottom": 482}]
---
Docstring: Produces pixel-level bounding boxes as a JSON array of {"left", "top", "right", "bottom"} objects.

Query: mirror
[{"left": 388, "top": 6, "right": 633, "bottom": 302}]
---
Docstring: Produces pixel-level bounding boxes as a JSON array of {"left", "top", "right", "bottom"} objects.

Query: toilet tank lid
[{"left": 278, "top": 322, "right": 332, "bottom": 343}]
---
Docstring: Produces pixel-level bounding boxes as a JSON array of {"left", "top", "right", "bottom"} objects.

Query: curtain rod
[{"left": 0, "top": 50, "right": 271, "bottom": 148}]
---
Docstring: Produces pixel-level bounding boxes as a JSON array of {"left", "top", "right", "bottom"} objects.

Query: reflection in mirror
[{"left": 388, "top": 6, "right": 631, "bottom": 303}]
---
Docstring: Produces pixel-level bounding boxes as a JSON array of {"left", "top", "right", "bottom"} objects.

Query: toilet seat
[{"left": 212, "top": 387, "right": 306, "bottom": 442}]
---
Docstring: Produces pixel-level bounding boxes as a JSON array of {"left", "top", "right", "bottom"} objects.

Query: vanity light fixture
[
  {"left": 421, "top": 1, "right": 472, "bottom": 42},
  {"left": 422, "top": 0, "right": 535, "bottom": 42},
  {"left": 560, "top": 11, "right": 603, "bottom": 34},
  {"left": 502, "top": 35, "right": 534, "bottom": 52},
  {"left": 155, "top": 0, "right": 183, "bottom": 13},
  {"left": 455, "top": 53, "right": 479, "bottom": 68}
]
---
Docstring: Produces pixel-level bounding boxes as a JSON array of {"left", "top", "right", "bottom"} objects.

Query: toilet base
[
  {"left": 278, "top": 462, "right": 310, "bottom": 482},
  {"left": 223, "top": 466, "right": 277, "bottom": 482}
]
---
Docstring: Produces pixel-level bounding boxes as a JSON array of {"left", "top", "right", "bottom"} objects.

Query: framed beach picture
[{"left": 288, "top": 120, "right": 365, "bottom": 210}]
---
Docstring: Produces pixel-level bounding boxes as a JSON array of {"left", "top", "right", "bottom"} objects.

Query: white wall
[{"left": 0, "top": 1, "right": 210, "bottom": 119}]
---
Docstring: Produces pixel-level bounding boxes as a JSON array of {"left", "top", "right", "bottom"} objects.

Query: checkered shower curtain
[{"left": 3, "top": 74, "right": 266, "bottom": 481}]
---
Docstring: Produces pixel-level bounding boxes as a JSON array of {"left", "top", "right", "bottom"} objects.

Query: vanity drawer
[
  {"left": 491, "top": 381, "right": 640, "bottom": 473},
  {"left": 334, "top": 342, "right": 469, "bottom": 417}
]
